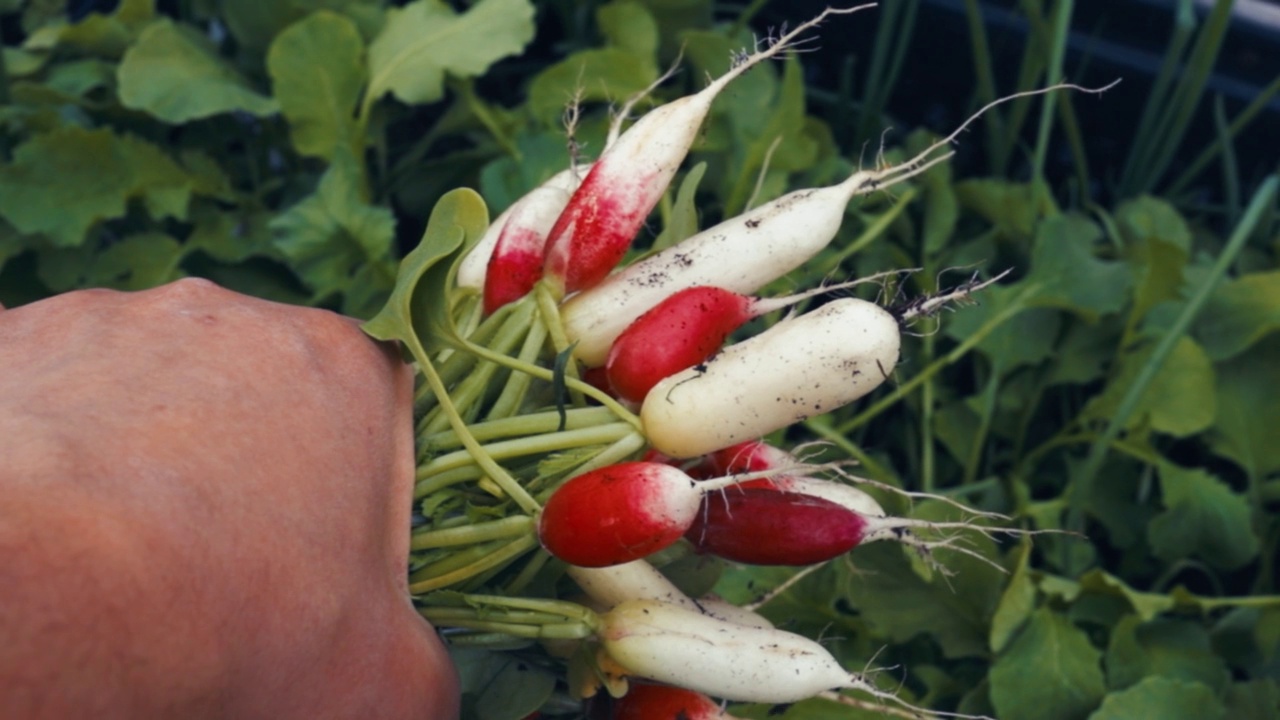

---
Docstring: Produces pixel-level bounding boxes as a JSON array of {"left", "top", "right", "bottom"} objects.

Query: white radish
[
  {"left": 566, "top": 561, "right": 700, "bottom": 612},
  {"left": 600, "top": 599, "right": 871, "bottom": 703},
  {"left": 642, "top": 298, "right": 900, "bottom": 458}
]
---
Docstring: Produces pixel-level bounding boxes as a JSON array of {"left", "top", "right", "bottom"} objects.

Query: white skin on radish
[
  {"left": 566, "top": 561, "right": 701, "bottom": 612},
  {"left": 641, "top": 298, "right": 901, "bottom": 459},
  {"left": 600, "top": 599, "right": 862, "bottom": 703}
]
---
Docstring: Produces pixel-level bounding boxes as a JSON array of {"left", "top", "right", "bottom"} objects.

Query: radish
[
  {"left": 707, "top": 440, "right": 887, "bottom": 517},
  {"left": 559, "top": 81, "right": 1116, "bottom": 366},
  {"left": 599, "top": 599, "right": 891, "bottom": 704},
  {"left": 605, "top": 273, "right": 904, "bottom": 402},
  {"left": 614, "top": 683, "right": 743, "bottom": 720},
  {"left": 686, "top": 489, "right": 869, "bottom": 565},
  {"left": 541, "top": 6, "right": 876, "bottom": 296},
  {"left": 537, "top": 460, "right": 815, "bottom": 567},
  {"left": 456, "top": 164, "right": 590, "bottom": 291},
  {"left": 641, "top": 297, "right": 900, "bottom": 459},
  {"left": 482, "top": 186, "right": 575, "bottom": 314},
  {"left": 688, "top": 485, "right": 1025, "bottom": 570},
  {"left": 566, "top": 560, "right": 700, "bottom": 612}
]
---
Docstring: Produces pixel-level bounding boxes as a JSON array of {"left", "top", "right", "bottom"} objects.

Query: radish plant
[{"left": 357, "top": 5, "right": 1120, "bottom": 718}]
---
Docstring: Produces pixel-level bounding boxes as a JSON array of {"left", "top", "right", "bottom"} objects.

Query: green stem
[
  {"left": 416, "top": 422, "right": 637, "bottom": 483},
  {"left": 409, "top": 534, "right": 539, "bottom": 594},
  {"left": 421, "top": 406, "right": 619, "bottom": 452},
  {"left": 1029, "top": 0, "right": 1074, "bottom": 184},
  {"left": 410, "top": 515, "right": 535, "bottom": 550},
  {"left": 402, "top": 328, "right": 542, "bottom": 514},
  {"left": 485, "top": 316, "right": 550, "bottom": 420}
]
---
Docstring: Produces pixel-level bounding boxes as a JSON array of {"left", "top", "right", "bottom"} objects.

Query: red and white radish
[
  {"left": 537, "top": 461, "right": 813, "bottom": 567},
  {"left": 541, "top": 6, "right": 875, "bottom": 296},
  {"left": 707, "top": 440, "right": 887, "bottom": 517},
  {"left": 641, "top": 297, "right": 901, "bottom": 458},
  {"left": 559, "top": 82, "right": 1114, "bottom": 366},
  {"left": 614, "top": 683, "right": 743, "bottom": 720},
  {"left": 482, "top": 187, "right": 575, "bottom": 314},
  {"left": 605, "top": 274, "right": 903, "bottom": 403},
  {"left": 457, "top": 164, "right": 590, "bottom": 291}
]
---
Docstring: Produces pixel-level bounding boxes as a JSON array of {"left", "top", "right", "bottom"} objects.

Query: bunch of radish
[{"left": 383, "top": 6, "right": 1114, "bottom": 718}]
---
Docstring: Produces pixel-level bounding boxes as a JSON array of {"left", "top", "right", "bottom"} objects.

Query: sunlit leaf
[
  {"left": 118, "top": 18, "right": 278, "bottom": 122},
  {"left": 526, "top": 47, "right": 657, "bottom": 123},
  {"left": 366, "top": 0, "right": 535, "bottom": 107},
  {"left": 1115, "top": 196, "right": 1191, "bottom": 326},
  {"left": 0, "top": 127, "right": 195, "bottom": 246},
  {"left": 1079, "top": 336, "right": 1216, "bottom": 438},
  {"left": 1194, "top": 270, "right": 1280, "bottom": 361},
  {"left": 267, "top": 11, "right": 365, "bottom": 160}
]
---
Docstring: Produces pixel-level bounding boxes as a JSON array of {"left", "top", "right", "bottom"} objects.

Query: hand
[{"left": 0, "top": 279, "right": 459, "bottom": 719}]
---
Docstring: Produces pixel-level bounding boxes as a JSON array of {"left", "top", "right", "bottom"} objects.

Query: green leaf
[
  {"left": 1105, "top": 615, "right": 1231, "bottom": 693},
  {"left": 1208, "top": 333, "right": 1280, "bottom": 478},
  {"left": 989, "top": 608, "right": 1107, "bottom": 720},
  {"left": 1074, "top": 570, "right": 1175, "bottom": 623},
  {"left": 1194, "top": 270, "right": 1280, "bottom": 361},
  {"left": 1225, "top": 680, "right": 1280, "bottom": 720},
  {"left": 954, "top": 178, "right": 1052, "bottom": 239},
  {"left": 1023, "top": 213, "right": 1132, "bottom": 321},
  {"left": 0, "top": 127, "right": 195, "bottom": 246},
  {"left": 839, "top": 525, "right": 1002, "bottom": 659},
  {"left": 451, "top": 647, "right": 555, "bottom": 720},
  {"left": 270, "top": 148, "right": 396, "bottom": 308},
  {"left": 1080, "top": 337, "right": 1217, "bottom": 438},
  {"left": 943, "top": 283, "right": 1058, "bottom": 376},
  {"left": 23, "top": 0, "right": 154, "bottom": 58},
  {"left": 1048, "top": 317, "right": 1124, "bottom": 386},
  {"left": 38, "top": 232, "right": 185, "bottom": 291},
  {"left": 526, "top": 47, "right": 657, "bottom": 123},
  {"left": 990, "top": 540, "right": 1036, "bottom": 653},
  {"left": 1115, "top": 196, "right": 1191, "bottom": 325},
  {"left": 1147, "top": 458, "right": 1259, "bottom": 571},
  {"left": 1088, "top": 677, "right": 1225, "bottom": 720},
  {"left": 366, "top": 0, "right": 535, "bottom": 107},
  {"left": 118, "top": 18, "right": 278, "bottom": 123},
  {"left": 650, "top": 162, "right": 706, "bottom": 253},
  {"left": 596, "top": 0, "right": 659, "bottom": 58},
  {"left": 267, "top": 11, "right": 365, "bottom": 160},
  {"left": 362, "top": 187, "right": 489, "bottom": 355}
]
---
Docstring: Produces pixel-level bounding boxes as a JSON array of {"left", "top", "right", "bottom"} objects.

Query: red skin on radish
[
  {"left": 483, "top": 225, "right": 545, "bottom": 314},
  {"left": 686, "top": 489, "right": 869, "bottom": 566},
  {"left": 614, "top": 683, "right": 733, "bottom": 720},
  {"left": 537, "top": 461, "right": 700, "bottom": 568},
  {"left": 542, "top": 169, "right": 655, "bottom": 295},
  {"left": 605, "top": 286, "right": 752, "bottom": 403}
]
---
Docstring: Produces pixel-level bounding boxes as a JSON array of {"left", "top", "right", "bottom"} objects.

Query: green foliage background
[{"left": 2, "top": 0, "right": 1278, "bottom": 717}]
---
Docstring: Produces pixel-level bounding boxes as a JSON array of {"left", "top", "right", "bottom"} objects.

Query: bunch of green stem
[{"left": 406, "top": 282, "right": 645, "bottom": 595}]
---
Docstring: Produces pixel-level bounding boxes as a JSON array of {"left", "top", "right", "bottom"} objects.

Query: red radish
[
  {"left": 707, "top": 440, "right": 887, "bottom": 517},
  {"left": 614, "top": 683, "right": 742, "bottom": 720},
  {"left": 541, "top": 7, "right": 874, "bottom": 296},
  {"left": 537, "top": 461, "right": 811, "bottom": 567},
  {"left": 604, "top": 275, "right": 899, "bottom": 402},
  {"left": 686, "top": 489, "right": 868, "bottom": 565}
]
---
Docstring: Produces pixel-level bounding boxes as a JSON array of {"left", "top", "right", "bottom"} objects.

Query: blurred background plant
[{"left": 1, "top": 0, "right": 1277, "bottom": 717}]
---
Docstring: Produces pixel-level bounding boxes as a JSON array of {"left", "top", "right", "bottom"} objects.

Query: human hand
[{"left": 0, "top": 279, "right": 458, "bottom": 719}]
